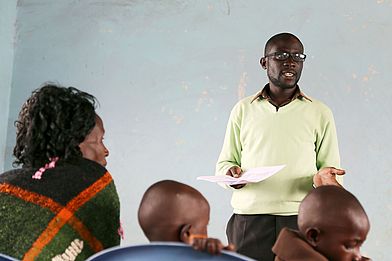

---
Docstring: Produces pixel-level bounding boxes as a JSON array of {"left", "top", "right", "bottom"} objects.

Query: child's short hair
[
  {"left": 138, "top": 180, "right": 210, "bottom": 242},
  {"left": 298, "top": 186, "right": 370, "bottom": 260}
]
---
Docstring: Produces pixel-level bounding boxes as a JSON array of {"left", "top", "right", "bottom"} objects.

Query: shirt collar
[{"left": 250, "top": 84, "right": 312, "bottom": 104}]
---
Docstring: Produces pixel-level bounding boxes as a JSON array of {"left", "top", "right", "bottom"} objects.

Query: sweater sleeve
[
  {"left": 215, "top": 103, "right": 243, "bottom": 178},
  {"left": 315, "top": 107, "right": 343, "bottom": 184}
]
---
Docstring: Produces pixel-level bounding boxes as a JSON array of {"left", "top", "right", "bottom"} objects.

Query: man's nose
[{"left": 283, "top": 56, "right": 296, "bottom": 68}]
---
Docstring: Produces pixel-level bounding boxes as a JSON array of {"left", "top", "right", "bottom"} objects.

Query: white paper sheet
[{"left": 197, "top": 165, "right": 285, "bottom": 185}]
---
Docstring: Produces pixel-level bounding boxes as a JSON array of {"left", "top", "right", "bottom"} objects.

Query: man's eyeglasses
[{"left": 264, "top": 52, "right": 306, "bottom": 62}]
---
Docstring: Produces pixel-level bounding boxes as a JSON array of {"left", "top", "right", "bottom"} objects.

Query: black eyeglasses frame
[{"left": 264, "top": 52, "right": 306, "bottom": 62}]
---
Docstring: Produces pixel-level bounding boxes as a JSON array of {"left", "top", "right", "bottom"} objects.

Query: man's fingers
[
  {"left": 232, "top": 171, "right": 240, "bottom": 178},
  {"left": 227, "top": 167, "right": 246, "bottom": 188},
  {"left": 322, "top": 167, "right": 345, "bottom": 176},
  {"left": 314, "top": 167, "right": 345, "bottom": 187},
  {"left": 227, "top": 166, "right": 241, "bottom": 178},
  {"left": 232, "top": 166, "right": 241, "bottom": 178},
  {"left": 334, "top": 169, "right": 345, "bottom": 175}
]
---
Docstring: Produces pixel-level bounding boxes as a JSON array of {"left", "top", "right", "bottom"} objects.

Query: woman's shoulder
[
  {"left": 63, "top": 156, "right": 108, "bottom": 176},
  {"left": 1, "top": 157, "right": 112, "bottom": 206},
  {"left": 0, "top": 168, "right": 31, "bottom": 184}
]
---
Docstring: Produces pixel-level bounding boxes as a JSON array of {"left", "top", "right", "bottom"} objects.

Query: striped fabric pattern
[{"left": 0, "top": 157, "right": 120, "bottom": 260}]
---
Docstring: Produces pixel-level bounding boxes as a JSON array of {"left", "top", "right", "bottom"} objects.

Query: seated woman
[{"left": 0, "top": 84, "right": 120, "bottom": 260}]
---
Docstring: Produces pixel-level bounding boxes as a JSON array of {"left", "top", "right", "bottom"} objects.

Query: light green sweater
[{"left": 216, "top": 94, "right": 341, "bottom": 215}]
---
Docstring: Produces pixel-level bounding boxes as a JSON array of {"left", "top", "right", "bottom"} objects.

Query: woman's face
[{"left": 79, "top": 115, "right": 109, "bottom": 166}]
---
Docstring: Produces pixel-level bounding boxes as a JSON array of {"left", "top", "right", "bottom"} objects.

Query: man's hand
[
  {"left": 226, "top": 166, "right": 245, "bottom": 189},
  {"left": 313, "top": 167, "right": 345, "bottom": 187},
  {"left": 191, "top": 237, "right": 235, "bottom": 255}
]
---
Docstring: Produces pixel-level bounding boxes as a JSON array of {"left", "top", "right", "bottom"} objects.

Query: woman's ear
[
  {"left": 179, "top": 224, "right": 192, "bottom": 244},
  {"left": 260, "top": 57, "right": 267, "bottom": 69},
  {"left": 305, "top": 227, "right": 320, "bottom": 247}
]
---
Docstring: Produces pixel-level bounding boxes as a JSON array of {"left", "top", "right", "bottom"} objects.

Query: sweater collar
[{"left": 250, "top": 84, "right": 312, "bottom": 105}]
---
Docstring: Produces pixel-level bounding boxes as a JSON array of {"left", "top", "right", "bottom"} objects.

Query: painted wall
[
  {"left": 3, "top": 1, "right": 392, "bottom": 260},
  {"left": 0, "top": 0, "right": 17, "bottom": 172}
]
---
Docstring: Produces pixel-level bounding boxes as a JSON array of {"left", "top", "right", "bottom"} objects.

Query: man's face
[
  {"left": 79, "top": 115, "right": 109, "bottom": 167},
  {"left": 315, "top": 216, "right": 370, "bottom": 261},
  {"left": 263, "top": 37, "right": 304, "bottom": 89}
]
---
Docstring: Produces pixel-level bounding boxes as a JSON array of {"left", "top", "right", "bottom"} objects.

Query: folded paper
[{"left": 197, "top": 165, "right": 285, "bottom": 185}]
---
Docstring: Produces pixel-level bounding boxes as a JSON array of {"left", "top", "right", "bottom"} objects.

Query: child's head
[
  {"left": 138, "top": 180, "right": 210, "bottom": 244},
  {"left": 298, "top": 186, "right": 370, "bottom": 261}
]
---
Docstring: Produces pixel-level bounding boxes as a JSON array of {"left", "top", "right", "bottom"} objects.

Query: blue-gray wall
[
  {"left": 0, "top": 0, "right": 16, "bottom": 171},
  {"left": 3, "top": 1, "right": 392, "bottom": 260}
]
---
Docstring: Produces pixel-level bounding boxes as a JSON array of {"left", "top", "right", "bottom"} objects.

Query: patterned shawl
[{"left": 0, "top": 157, "right": 120, "bottom": 260}]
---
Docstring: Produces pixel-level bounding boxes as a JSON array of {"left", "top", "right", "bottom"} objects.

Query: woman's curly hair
[{"left": 13, "top": 83, "right": 97, "bottom": 168}]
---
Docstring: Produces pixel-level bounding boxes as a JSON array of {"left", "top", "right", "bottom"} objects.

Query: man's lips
[
  {"left": 281, "top": 71, "right": 296, "bottom": 79},
  {"left": 281, "top": 71, "right": 296, "bottom": 77}
]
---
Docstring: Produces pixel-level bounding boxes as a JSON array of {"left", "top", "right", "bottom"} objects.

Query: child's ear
[
  {"left": 179, "top": 224, "right": 192, "bottom": 244},
  {"left": 304, "top": 227, "right": 320, "bottom": 247}
]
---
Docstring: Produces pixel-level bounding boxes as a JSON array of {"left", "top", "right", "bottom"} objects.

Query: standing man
[{"left": 215, "top": 32, "right": 345, "bottom": 260}]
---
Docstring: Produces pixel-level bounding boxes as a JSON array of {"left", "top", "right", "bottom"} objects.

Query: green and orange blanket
[{"left": 0, "top": 157, "right": 120, "bottom": 260}]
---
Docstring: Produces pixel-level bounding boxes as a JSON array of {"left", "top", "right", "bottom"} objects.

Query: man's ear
[
  {"left": 260, "top": 57, "right": 267, "bottom": 70},
  {"left": 179, "top": 224, "right": 192, "bottom": 244},
  {"left": 304, "top": 227, "right": 320, "bottom": 247}
]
